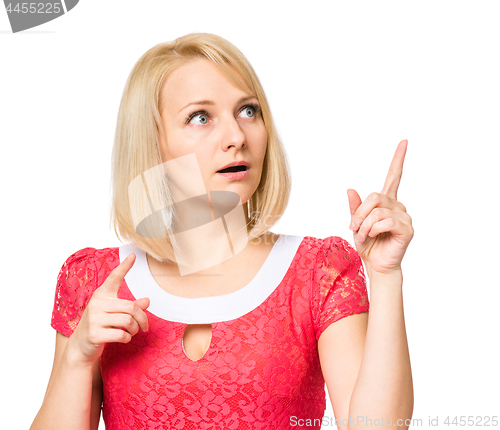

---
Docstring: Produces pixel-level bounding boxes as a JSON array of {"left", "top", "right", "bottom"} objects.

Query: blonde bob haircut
[{"left": 110, "top": 32, "right": 292, "bottom": 264}]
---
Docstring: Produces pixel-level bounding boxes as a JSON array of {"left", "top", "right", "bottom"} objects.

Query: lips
[{"left": 216, "top": 161, "right": 250, "bottom": 173}]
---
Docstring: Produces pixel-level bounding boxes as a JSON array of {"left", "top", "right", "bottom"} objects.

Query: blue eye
[
  {"left": 239, "top": 106, "right": 255, "bottom": 118},
  {"left": 189, "top": 113, "right": 209, "bottom": 125},
  {"left": 186, "top": 104, "right": 260, "bottom": 125}
]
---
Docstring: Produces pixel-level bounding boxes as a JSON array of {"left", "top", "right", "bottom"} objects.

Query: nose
[{"left": 219, "top": 114, "right": 246, "bottom": 152}]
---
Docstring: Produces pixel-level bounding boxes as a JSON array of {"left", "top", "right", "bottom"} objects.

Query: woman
[{"left": 31, "top": 33, "right": 414, "bottom": 429}]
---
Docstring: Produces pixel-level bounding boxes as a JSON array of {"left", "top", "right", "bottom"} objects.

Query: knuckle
[
  {"left": 136, "top": 313, "right": 144, "bottom": 326},
  {"left": 372, "top": 207, "right": 384, "bottom": 219},
  {"left": 361, "top": 216, "right": 371, "bottom": 228},
  {"left": 369, "top": 192, "right": 380, "bottom": 202},
  {"left": 125, "top": 314, "right": 134, "bottom": 326},
  {"left": 125, "top": 301, "right": 136, "bottom": 314},
  {"left": 140, "top": 314, "right": 149, "bottom": 330},
  {"left": 121, "top": 330, "right": 130, "bottom": 342},
  {"left": 130, "top": 324, "right": 139, "bottom": 336}
]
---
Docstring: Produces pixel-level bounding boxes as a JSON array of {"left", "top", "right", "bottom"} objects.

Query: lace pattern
[
  {"left": 312, "top": 236, "right": 369, "bottom": 341},
  {"left": 50, "top": 236, "right": 369, "bottom": 429},
  {"left": 51, "top": 248, "right": 99, "bottom": 337}
]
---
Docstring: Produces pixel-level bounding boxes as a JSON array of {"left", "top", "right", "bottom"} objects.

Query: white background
[{"left": 1, "top": 1, "right": 499, "bottom": 428}]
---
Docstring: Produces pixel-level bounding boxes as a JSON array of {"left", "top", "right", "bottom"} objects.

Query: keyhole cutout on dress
[{"left": 182, "top": 324, "right": 213, "bottom": 361}]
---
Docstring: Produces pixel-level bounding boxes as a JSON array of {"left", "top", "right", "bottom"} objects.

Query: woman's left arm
[
  {"left": 347, "top": 268, "right": 413, "bottom": 429},
  {"left": 319, "top": 140, "right": 414, "bottom": 429}
]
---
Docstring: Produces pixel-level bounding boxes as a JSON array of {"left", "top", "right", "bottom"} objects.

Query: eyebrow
[{"left": 178, "top": 95, "right": 257, "bottom": 114}]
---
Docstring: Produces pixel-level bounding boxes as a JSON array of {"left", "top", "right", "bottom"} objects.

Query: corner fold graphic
[
  {"left": 64, "top": 0, "right": 78, "bottom": 12},
  {"left": 128, "top": 153, "right": 249, "bottom": 276},
  {"left": 3, "top": 0, "right": 79, "bottom": 33}
]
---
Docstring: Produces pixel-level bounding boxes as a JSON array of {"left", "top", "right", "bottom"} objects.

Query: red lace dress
[{"left": 51, "top": 234, "right": 369, "bottom": 430}]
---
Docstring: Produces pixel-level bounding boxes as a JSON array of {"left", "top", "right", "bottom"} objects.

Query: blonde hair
[{"left": 109, "top": 32, "right": 292, "bottom": 263}]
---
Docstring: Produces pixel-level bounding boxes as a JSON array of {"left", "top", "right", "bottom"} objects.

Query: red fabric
[{"left": 51, "top": 235, "right": 369, "bottom": 429}]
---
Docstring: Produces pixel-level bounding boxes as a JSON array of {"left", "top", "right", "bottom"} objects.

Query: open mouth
[{"left": 217, "top": 166, "right": 248, "bottom": 173}]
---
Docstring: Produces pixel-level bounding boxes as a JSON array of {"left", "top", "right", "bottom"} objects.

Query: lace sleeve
[
  {"left": 50, "top": 248, "right": 99, "bottom": 338},
  {"left": 312, "top": 236, "right": 369, "bottom": 341}
]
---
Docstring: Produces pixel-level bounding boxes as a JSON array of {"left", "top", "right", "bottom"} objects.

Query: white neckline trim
[{"left": 119, "top": 234, "right": 305, "bottom": 324}]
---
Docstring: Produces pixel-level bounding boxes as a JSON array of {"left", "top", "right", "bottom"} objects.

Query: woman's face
[{"left": 158, "top": 58, "right": 268, "bottom": 205}]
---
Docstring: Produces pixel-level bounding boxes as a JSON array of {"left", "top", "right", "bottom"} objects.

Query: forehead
[{"left": 161, "top": 58, "right": 252, "bottom": 113}]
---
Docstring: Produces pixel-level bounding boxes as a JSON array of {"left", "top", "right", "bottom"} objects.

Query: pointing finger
[
  {"left": 381, "top": 140, "right": 407, "bottom": 199},
  {"left": 99, "top": 253, "right": 136, "bottom": 296}
]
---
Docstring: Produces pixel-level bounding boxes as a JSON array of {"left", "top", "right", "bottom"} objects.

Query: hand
[
  {"left": 66, "top": 253, "right": 150, "bottom": 365},
  {"left": 347, "top": 140, "right": 414, "bottom": 276}
]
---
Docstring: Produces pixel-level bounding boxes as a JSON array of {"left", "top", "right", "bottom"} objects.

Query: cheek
[
  {"left": 247, "top": 121, "right": 267, "bottom": 146},
  {"left": 194, "top": 149, "right": 213, "bottom": 172},
  {"left": 255, "top": 127, "right": 268, "bottom": 158},
  {"left": 163, "top": 129, "right": 202, "bottom": 159}
]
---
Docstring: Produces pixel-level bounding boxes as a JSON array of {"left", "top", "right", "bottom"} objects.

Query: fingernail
[
  {"left": 349, "top": 221, "right": 356, "bottom": 230},
  {"left": 357, "top": 233, "right": 364, "bottom": 242}
]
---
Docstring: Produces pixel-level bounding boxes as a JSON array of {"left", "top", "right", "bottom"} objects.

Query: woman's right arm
[
  {"left": 30, "top": 332, "right": 102, "bottom": 430},
  {"left": 30, "top": 253, "right": 149, "bottom": 430}
]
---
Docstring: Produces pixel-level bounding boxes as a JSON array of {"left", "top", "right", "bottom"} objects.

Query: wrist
[
  {"left": 64, "top": 337, "right": 96, "bottom": 369},
  {"left": 366, "top": 267, "right": 403, "bottom": 286}
]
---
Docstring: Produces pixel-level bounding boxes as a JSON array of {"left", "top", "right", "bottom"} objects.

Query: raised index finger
[
  {"left": 381, "top": 139, "right": 408, "bottom": 199},
  {"left": 100, "top": 253, "right": 136, "bottom": 296}
]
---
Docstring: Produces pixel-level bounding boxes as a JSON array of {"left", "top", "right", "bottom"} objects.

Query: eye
[
  {"left": 189, "top": 113, "right": 209, "bottom": 125},
  {"left": 239, "top": 104, "right": 259, "bottom": 118}
]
